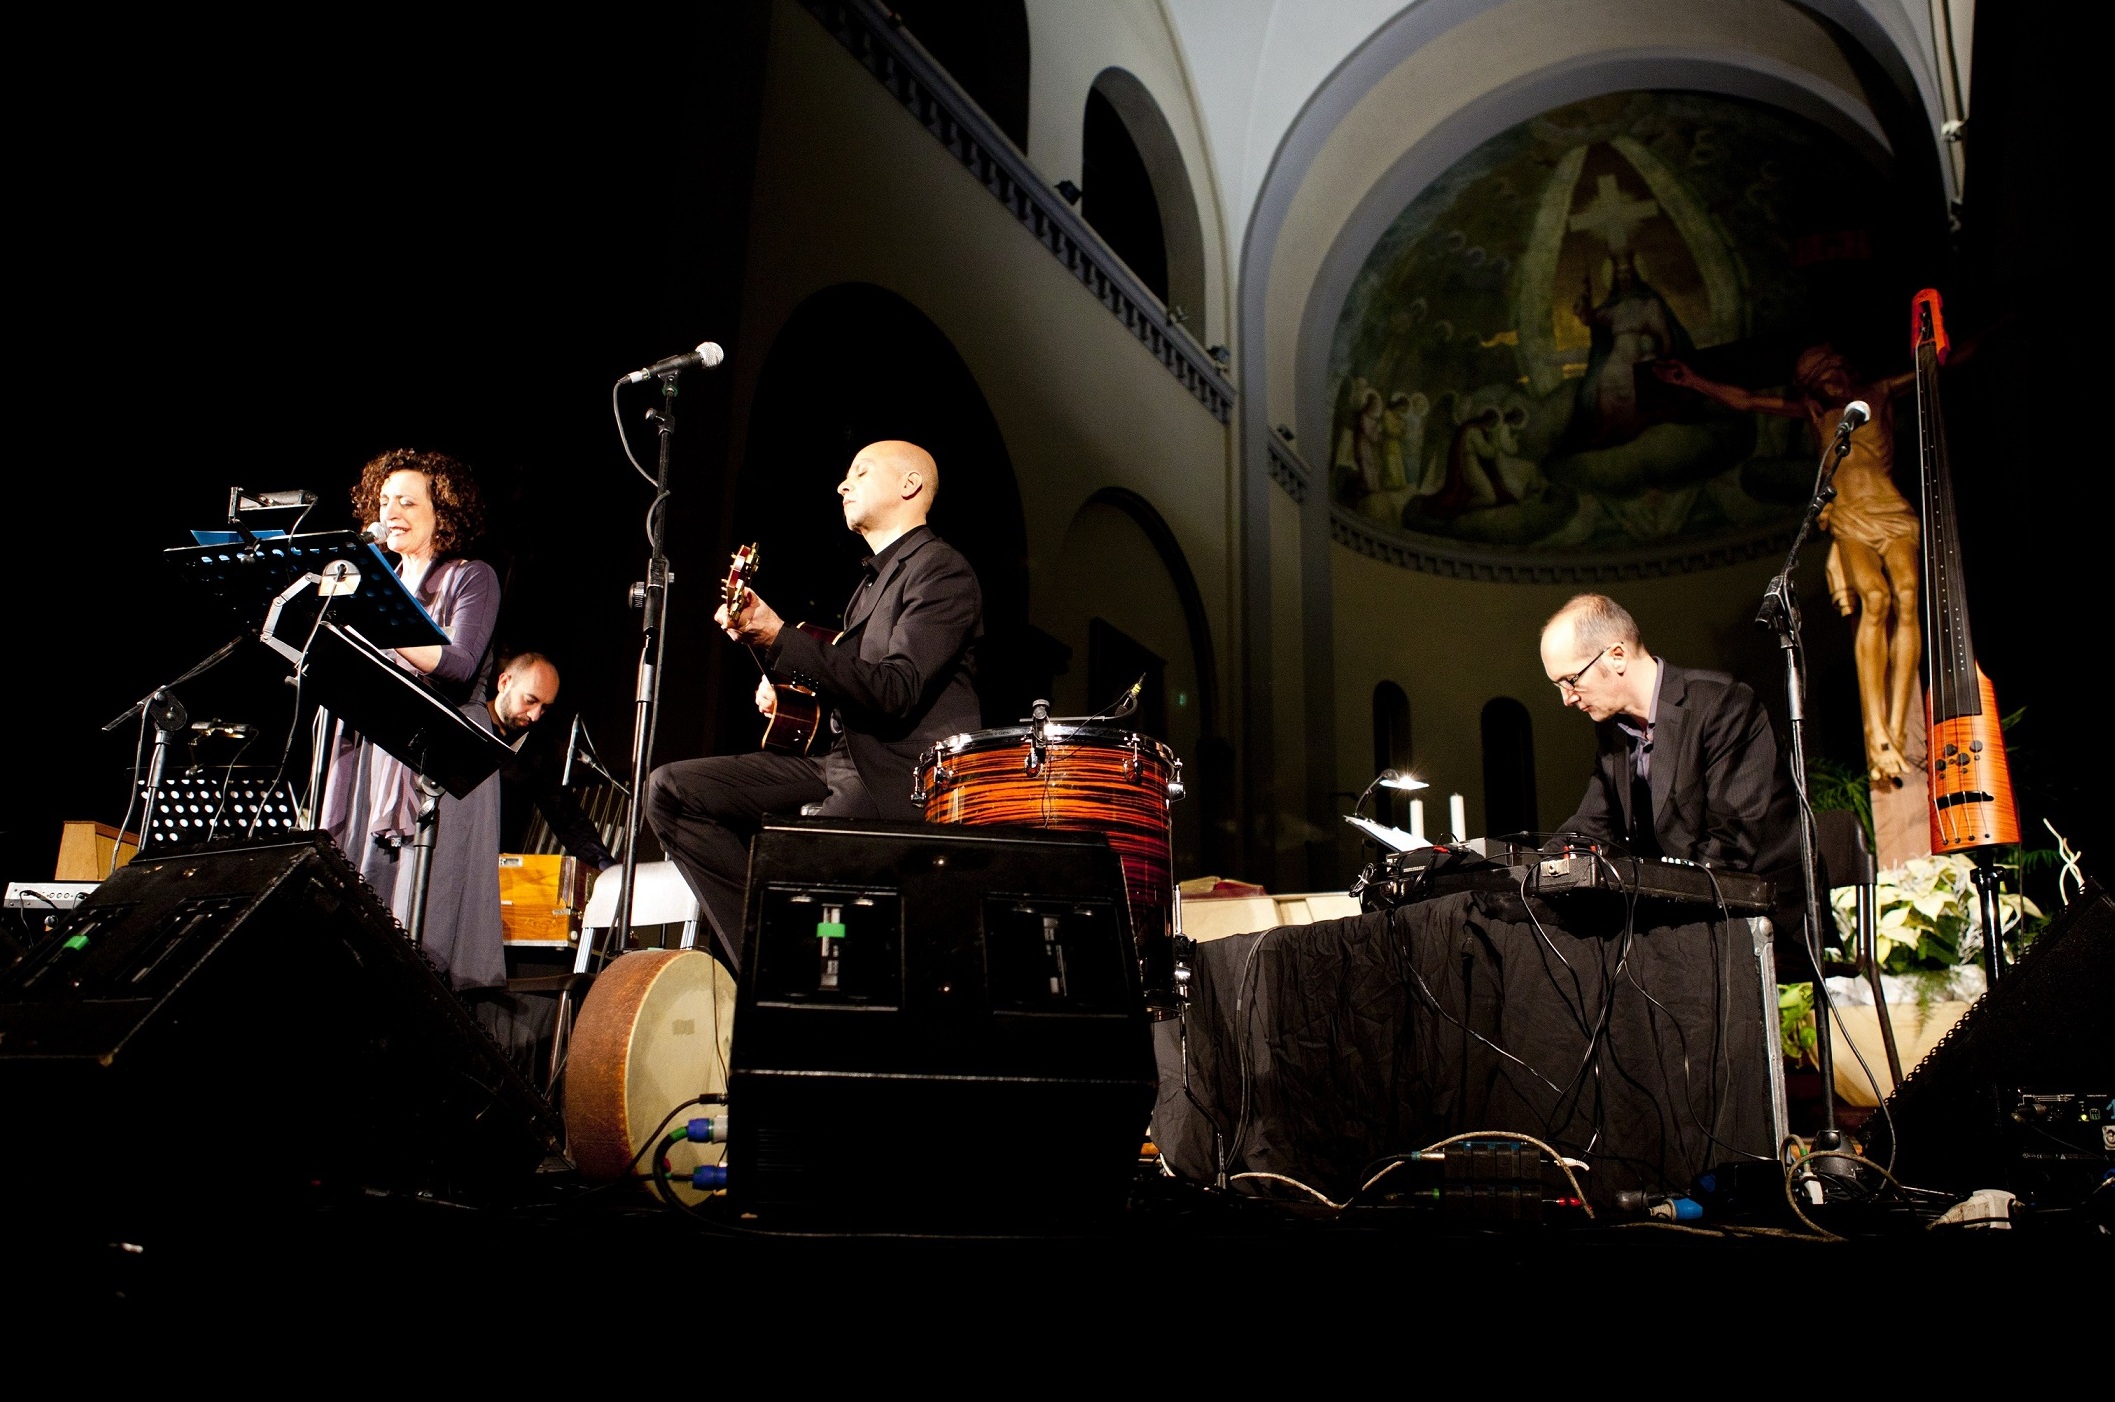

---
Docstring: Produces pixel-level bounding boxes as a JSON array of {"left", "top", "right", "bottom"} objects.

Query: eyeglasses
[{"left": 1553, "top": 647, "right": 1608, "bottom": 694}]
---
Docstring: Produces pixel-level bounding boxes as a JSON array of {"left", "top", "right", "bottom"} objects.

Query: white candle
[
  {"left": 1449, "top": 793, "right": 1468, "bottom": 842},
  {"left": 1408, "top": 799, "right": 1426, "bottom": 841}
]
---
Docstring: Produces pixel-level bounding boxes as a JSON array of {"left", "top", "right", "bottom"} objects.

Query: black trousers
[{"left": 645, "top": 747, "right": 877, "bottom": 970}]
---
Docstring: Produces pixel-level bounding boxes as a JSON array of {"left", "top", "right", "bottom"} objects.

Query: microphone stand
[
  {"left": 102, "top": 633, "right": 247, "bottom": 734},
  {"left": 102, "top": 634, "right": 250, "bottom": 863},
  {"left": 589, "top": 371, "right": 678, "bottom": 974},
  {"left": 1755, "top": 420, "right": 1857, "bottom": 1184}
]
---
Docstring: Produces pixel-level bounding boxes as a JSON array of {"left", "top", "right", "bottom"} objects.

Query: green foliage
[
  {"left": 1778, "top": 982, "right": 1817, "bottom": 1068},
  {"left": 1806, "top": 756, "right": 1874, "bottom": 852}
]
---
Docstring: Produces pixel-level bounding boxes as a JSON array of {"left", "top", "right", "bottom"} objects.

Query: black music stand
[
  {"left": 272, "top": 619, "right": 511, "bottom": 945},
  {"left": 171, "top": 530, "right": 448, "bottom": 824},
  {"left": 170, "top": 533, "right": 498, "bottom": 945},
  {"left": 168, "top": 531, "right": 447, "bottom": 646}
]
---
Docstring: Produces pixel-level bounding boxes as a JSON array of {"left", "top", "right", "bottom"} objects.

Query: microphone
[
  {"left": 573, "top": 747, "right": 627, "bottom": 790},
  {"left": 626, "top": 341, "right": 725, "bottom": 383},
  {"left": 1833, "top": 400, "right": 1871, "bottom": 442},
  {"left": 363, "top": 520, "right": 389, "bottom": 544}
]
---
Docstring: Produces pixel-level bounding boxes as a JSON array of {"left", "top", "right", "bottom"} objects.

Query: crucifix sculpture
[{"left": 1654, "top": 347, "right": 1923, "bottom": 785}]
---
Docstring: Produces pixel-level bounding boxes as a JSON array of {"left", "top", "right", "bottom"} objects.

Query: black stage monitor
[
  {"left": 727, "top": 817, "right": 1158, "bottom": 1225},
  {"left": 0, "top": 836, "right": 560, "bottom": 1222}
]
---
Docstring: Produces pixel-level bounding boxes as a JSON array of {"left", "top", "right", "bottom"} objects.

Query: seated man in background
[
  {"left": 488, "top": 652, "right": 618, "bottom": 876},
  {"left": 1539, "top": 593, "right": 1806, "bottom": 950}
]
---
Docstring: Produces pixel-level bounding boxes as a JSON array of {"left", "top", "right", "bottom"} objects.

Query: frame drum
[
  {"left": 566, "top": 949, "right": 735, "bottom": 1201},
  {"left": 915, "top": 724, "right": 1182, "bottom": 1009}
]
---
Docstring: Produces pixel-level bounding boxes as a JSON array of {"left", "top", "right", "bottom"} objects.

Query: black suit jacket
[
  {"left": 769, "top": 526, "right": 983, "bottom": 819},
  {"left": 497, "top": 718, "right": 617, "bottom": 870},
  {"left": 1559, "top": 661, "right": 1800, "bottom": 893}
]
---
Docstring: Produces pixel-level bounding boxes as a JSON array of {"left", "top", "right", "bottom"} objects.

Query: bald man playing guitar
[{"left": 645, "top": 440, "right": 984, "bottom": 970}]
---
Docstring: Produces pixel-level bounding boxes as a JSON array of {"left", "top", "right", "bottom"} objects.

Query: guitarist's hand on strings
[
  {"left": 753, "top": 677, "right": 777, "bottom": 716},
  {"left": 714, "top": 590, "right": 784, "bottom": 648}
]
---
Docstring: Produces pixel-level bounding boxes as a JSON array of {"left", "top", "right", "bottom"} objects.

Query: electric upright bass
[{"left": 1911, "top": 287, "right": 2019, "bottom": 853}]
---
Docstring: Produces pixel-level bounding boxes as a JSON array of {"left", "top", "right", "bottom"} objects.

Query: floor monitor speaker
[
  {"left": 727, "top": 817, "right": 1157, "bottom": 1223},
  {"left": 1879, "top": 882, "right": 2115, "bottom": 1202},
  {"left": 0, "top": 836, "right": 562, "bottom": 1214}
]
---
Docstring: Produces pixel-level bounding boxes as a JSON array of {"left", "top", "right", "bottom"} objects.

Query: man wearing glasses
[{"left": 1540, "top": 593, "right": 1802, "bottom": 937}]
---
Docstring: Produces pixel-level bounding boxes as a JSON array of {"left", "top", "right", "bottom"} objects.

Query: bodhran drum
[
  {"left": 914, "top": 723, "right": 1183, "bottom": 1011},
  {"left": 566, "top": 948, "right": 736, "bottom": 1202}
]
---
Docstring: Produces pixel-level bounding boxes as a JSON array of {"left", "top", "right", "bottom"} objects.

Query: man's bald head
[
  {"left": 1542, "top": 593, "right": 1640, "bottom": 655},
  {"left": 839, "top": 439, "right": 939, "bottom": 543},
  {"left": 1540, "top": 594, "right": 1653, "bottom": 723},
  {"left": 491, "top": 652, "right": 560, "bottom": 731}
]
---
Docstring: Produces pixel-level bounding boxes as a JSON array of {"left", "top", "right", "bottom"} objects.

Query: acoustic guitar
[
  {"left": 1911, "top": 288, "right": 2019, "bottom": 852},
  {"left": 722, "top": 543, "right": 829, "bottom": 754}
]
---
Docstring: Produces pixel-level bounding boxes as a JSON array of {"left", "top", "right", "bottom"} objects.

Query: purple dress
[{"left": 319, "top": 556, "right": 506, "bottom": 989}]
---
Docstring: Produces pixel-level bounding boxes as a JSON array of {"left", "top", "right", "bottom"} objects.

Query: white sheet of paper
[{"left": 1343, "top": 814, "right": 1430, "bottom": 853}]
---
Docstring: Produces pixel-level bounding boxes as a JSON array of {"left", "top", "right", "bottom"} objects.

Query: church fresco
[{"left": 1328, "top": 91, "right": 1887, "bottom": 558}]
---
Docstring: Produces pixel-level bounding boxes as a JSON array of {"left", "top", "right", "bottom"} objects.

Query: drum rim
[{"left": 929, "top": 724, "right": 1178, "bottom": 765}]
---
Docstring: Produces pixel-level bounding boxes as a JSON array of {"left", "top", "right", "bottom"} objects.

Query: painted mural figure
[
  {"left": 1381, "top": 390, "right": 1425, "bottom": 492},
  {"left": 1570, "top": 252, "right": 1693, "bottom": 448},
  {"left": 1426, "top": 406, "right": 1514, "bottom": 519},
  {"left": 1422, "top": 403, "right": 1544, "bottom": 520},
  {"left": 1334, "top": 384, "right": 1387, "bottom": 496},
  {"left": 1654, "top": 347, "right": 1922, "bottom": 780},
  {"left": 1409, "top": 393, "right": 1448, "bottom": 496}
]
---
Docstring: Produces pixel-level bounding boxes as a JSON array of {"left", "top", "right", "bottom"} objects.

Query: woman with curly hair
[{"left": 318, "top": 448, "right": 507, "bottom": 989}]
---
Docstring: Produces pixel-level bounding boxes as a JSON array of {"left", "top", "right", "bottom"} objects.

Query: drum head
[
  {"left": 934, "top": 723, "right": 1178, "bottom": 767},
  {"left": 565, "top": 949, "right": 735, "bottom": 1202}
]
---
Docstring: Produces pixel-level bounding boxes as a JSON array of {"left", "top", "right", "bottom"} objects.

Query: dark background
[
  {"left": 2, "top": 2, "right": 2096, "bottom": 894},
  {"left": 5, "top": 6, "right": 771, "bottom": 881}
]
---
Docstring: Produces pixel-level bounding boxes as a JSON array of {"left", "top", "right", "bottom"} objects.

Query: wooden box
[
  {"left": 499, "top": 853, "right": 586, "bottom": 945},
  {"left": 55, "top": 821, "right": 138, "bottom": 881}
]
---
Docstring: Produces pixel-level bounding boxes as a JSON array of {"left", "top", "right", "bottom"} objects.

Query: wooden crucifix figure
[{"left": 1654, "top": 347, "right": 1922, "bottom": 784}]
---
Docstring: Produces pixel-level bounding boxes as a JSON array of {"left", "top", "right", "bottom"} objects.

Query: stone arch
[
  {"left": 1227, "top": 0, "right": 1955, "bottom": 888},
  {"left": 1084, "top": 67, "right": 1206, "bottom": 322}
]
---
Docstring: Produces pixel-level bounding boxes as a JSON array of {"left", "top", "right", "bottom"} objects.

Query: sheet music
[{"left": 1343, "top": 814, "right": 1430, "bottom": 852}]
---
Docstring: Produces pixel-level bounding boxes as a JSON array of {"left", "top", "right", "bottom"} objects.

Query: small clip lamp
[{"left": 1353, "top": 767, "right": 1428, "bottom": 817}]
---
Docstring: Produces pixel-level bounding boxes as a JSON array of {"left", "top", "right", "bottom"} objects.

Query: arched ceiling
[
  {"left": 1152, "top": 0, "right": 1971, "bottom": 448},
  {"left": 1164, "top": 0, "right": 1970, "bottom": 274}
]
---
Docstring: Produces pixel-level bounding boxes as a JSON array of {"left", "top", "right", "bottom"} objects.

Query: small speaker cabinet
[{"left": 727, "top": 818, "right": 1157, "bottom": 1224}]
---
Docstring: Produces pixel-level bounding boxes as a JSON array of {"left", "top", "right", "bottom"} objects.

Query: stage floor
[{"left": 9, "top": 1168, "right": 2105, "bottom": 1329}]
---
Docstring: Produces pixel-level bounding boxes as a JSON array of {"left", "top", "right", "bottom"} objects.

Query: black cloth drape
[{"left": 1153, "top": 894, "right": 1782, "bottom": 1205}]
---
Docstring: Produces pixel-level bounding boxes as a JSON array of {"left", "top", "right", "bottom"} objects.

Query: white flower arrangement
[{"left": 1829, "top": 852, "right": 2041, "bottom": 973}]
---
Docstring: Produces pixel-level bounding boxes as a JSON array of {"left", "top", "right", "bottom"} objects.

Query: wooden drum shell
[{"left": 565, "top": 949, "right": 735, "bottom": 1200}]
